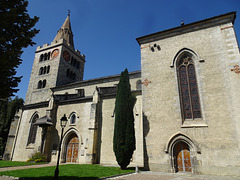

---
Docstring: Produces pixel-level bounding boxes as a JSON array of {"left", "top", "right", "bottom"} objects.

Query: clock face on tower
[
  {"left": 51, "top": 49, "right": 59, "bottom": 59},
  {"left": 63, "top": 50, "right": 70, "bottom": 61}
]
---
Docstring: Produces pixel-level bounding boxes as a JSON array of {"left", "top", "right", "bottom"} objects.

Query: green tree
[
  {"left": 0, "top": 0, "right": 39, "bottom": 99},
  {"left": 113, "top": 69, "right": 136, "bottom": 170},
  {"left": 0, "top": 97, "right": 24, "bottom": 156}
]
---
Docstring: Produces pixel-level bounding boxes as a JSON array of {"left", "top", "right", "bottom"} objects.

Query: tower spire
[{"left": 53, "top": 14, "right": 74, "bottom": 48}]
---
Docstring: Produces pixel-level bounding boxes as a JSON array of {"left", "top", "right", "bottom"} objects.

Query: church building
[{"left": 4, "top": 11, "right": 240, "bottom": 176}]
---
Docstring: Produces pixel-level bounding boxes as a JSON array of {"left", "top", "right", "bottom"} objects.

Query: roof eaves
[{"left": 136, "top": 11, "right": 236, "bottom": 45}]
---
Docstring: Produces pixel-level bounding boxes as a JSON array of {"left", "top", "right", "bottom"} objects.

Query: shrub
[{"left": 27, "top": 152, "right": 47, "bottom": 163}]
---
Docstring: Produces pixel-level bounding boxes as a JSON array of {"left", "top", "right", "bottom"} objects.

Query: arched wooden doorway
[
  {"left": 66, "top": 134, "right": 79, "bottom": 163},
  {"left": 174, "top": 142, "right": 192, "bottom": 172}
]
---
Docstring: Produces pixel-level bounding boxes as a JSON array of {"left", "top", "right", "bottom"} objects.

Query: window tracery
[
  {"left": 27, "top": 114, "right": 39, "bottom": 145},
  {"left": 177, "top": 56, "right": 201, "bottom": 120}
]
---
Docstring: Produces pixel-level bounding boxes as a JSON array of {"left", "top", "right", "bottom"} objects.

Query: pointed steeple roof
[{"left": 53, "top": 14, "right": 74, "bottom": 48}]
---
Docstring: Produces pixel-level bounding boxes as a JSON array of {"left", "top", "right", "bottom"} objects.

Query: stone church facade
[{"left": 4, "top": 12, "right": 240, "bottom": 176}]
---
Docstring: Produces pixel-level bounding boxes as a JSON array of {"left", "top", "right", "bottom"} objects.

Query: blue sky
[{"left": 16, "top": 0, "right": 240, "bottom": 99}]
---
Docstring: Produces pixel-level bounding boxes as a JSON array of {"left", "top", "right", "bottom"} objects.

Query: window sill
[
  {"left": 181, "top": 119, "right": 208, "bottom": 128},
  {"left": 26, "top": 144, "right": 35, "bottom": 149}
]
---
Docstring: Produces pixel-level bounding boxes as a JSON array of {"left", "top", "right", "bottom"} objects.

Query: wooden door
[
  {"left": 175, "top": 142, "right": 192, "bottom": 172},
  {"left": 66, "top": 136, "right": 79, "bottom": 163}
]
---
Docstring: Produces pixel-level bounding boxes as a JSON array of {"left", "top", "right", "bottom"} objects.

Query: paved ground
[
  {"left": 0, "top": 164, "right": 240, "bottom": 180},
  {"left": 106, "top": 171, "right": 240, "bottom": 180},
  {"left": 0, "top": 163, "right": 56, "bottom": 172}
]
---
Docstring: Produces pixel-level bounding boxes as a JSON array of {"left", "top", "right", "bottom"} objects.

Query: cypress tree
[{"left": 113, "top": 69, "right": 136, "bottom": 170}]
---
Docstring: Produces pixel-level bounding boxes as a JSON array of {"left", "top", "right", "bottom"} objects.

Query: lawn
[
  {"left": 0, "top": 160, "right": 45, "bottom": 168},
  {"left": 0, "top": 164, "right": 134, "bottom": 180}
]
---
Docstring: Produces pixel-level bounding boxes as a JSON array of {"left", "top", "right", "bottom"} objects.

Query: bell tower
[{"left": 25, "top": 15, "right": 85, "bottom": 105}]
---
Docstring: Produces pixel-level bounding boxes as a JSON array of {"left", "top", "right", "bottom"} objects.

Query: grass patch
[
  {"left": 0, "top": 164, "right": 134, "bottom": 180},
  {"left": 0, "top": 161, "right": 45, "bottom": 168}
]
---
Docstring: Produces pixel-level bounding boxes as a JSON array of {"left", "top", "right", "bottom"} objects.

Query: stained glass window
[
  {"left": 27, "top": 114, "right": 39, "bottom": 145},
  {"left": 178, "top": 57, "right": 201, "bottom": 120}
]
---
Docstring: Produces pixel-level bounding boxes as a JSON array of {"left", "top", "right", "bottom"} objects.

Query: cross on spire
[{"left": 68, "top": 10, "right": 71, "bottom": 16}]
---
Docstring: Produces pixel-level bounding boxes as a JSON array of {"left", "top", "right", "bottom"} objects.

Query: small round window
[{"left": 70, "top": 114, "right": 76, "bottom": 124}]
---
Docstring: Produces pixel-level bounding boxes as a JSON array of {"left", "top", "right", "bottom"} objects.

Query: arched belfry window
[
  {"left": 177, "top": 55, "right": 201, "bottom": 120},
  {"left": 37, "top": 80, "right": 42, "bottom": 89},
  {"left": 39, "top": 67, "right": 43, "bottom": 75},
  {"left": 27, "top": 113, "right": 39, "bottom": 145},
  {"left": 47, "top": 65, "right": 50, "bottom": 73},
  {"left": 42, "top": 79, "right": 46, "bottom": 88}
]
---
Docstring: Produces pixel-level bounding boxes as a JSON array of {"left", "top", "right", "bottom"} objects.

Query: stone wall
[
  {"left": 52, "top": 71, "right": 141, "bottom": 97},
  {"left": 11, "top": 71, "right": 143, "bottom": 167},
  {"left": 139, "top": 13, "right": 240, "bottom": 176},
  {"left": 25, "top": 39, "right": 85, "bottom": 105},
  {"left": 100, "top": 94, "right": 143, "bottom": 166},
  {"left": 12, "top": 107, "right": 47, "bottom": 161}
]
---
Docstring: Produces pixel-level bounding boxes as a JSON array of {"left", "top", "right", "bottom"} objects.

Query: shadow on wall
[
  {"left": 142, "top": 112, "right": 150, "bottom": 171},
  {"left": 93, "top": 98, "right": 103, "bottom": 164},
  {"left": 48, "top": 127, "right": 60, "bottom": 162}
]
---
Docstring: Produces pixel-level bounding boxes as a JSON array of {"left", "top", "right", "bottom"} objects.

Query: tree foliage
[
  {"left": 113, "top": 69, "right": 136, "bottom": 170},
  {"left": 0, "top": 97, "right": 24, "bottom": 156},
  {"left": 0, "top": 0, "right": 39, "bottom": 99}
]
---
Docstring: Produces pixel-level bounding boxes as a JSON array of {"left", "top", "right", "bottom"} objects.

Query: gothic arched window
[
  {"left": 177, "top": 56, "right": 201, "bottom": 120},
  {"left": 27, "top": 114, "right": 39, "bottom": 145}
]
